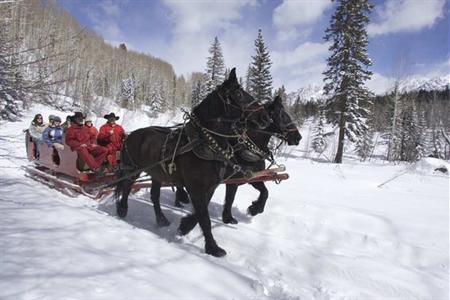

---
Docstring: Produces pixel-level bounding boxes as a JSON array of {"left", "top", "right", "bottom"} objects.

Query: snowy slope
[
  {"left": 286, "top": 84, "right": 325, "bottom": 105},
  {"left": 396, "top": 75, "right": 450, "bottom": 93},
  {"left": 286, "top": 75, "right": 449, "bottom": 102},
  {"left": 0, "top": 105, "right": 448, "bottom": 300}
]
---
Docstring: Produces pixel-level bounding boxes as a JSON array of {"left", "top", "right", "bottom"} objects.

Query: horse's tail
[
  {"left": 114, "top": 139, "right": 131, "bottom": 201},
  {"left": 113, "top": 162, "right": 126, "bottom": 201}
]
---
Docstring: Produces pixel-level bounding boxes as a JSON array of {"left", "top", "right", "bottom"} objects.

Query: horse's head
[
  {"left": 215, "top": 68, "right": 271, "bottom": 129},
  {"left": 266, "top": 96, "right": 302, "bottom": 146}
]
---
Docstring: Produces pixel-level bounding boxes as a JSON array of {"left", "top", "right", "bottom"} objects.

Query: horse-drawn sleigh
[
  {"left": 24, "top": 69, "right": 301, "bottom": 257},
  {"left": 24, "top": 132, "right": 288, "bottom": 198}
]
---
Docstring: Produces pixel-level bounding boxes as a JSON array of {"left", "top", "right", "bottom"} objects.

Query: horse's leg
[
  {"left": 116, "top": 178, "right": 134, "bottom": 218},
  {"left": 174, "top": 186, "right": 189, "bottom": 207},
  {"left": 247, "top": 182, "right": 268, "bottom": 216},
  {"left": 151, "top": 180, "right": 170, "bottom": 227},
  {"left": 191, "top": 187, "right": 226, "bottom": 257},
  {"left": 222, "top": 184, "right": 239, "bottom": 224}
]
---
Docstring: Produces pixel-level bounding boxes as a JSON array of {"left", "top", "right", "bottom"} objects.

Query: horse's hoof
[
  {"left": 116, "top": 203, "right": 128, "bottom": 218},
  {"left": 205, "top": 244, "right": 227, "bottom": 257},
  {"left": 176, "top": 192, "right": 190, "bottom": 204},
  {"left": 247, "top": 204, "right": 263, "bottom": 216},
  {"left": 177, "top": 228, "right": 186, "bottom": 236},
  {"left": 222, "top": 214, "right": 238, "bottom": 224},
  {"left": 177, "top": 224, "right": 192, "bottom": 236},
  {"left": 157, "top": 216, "right": 171, "bottom": 227},
  {"left": 178, "top": 216, "right": 197, "bottom": 235}
]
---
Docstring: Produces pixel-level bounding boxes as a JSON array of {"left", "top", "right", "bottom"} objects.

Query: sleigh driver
[{"left": 97, "top": 112, "right": 125, "bottom": 167}]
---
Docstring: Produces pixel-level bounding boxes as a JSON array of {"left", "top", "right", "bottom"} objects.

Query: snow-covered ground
[{"left": 0, "top": 105, "right": 448, "bottom": 300}]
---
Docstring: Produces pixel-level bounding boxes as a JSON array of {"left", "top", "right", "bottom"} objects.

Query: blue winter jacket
[{"left": 42, "top": 126, "right": 64, "bottom": 146}]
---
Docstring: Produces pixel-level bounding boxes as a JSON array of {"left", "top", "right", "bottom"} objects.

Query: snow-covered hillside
[
  {"left": 396, "top": 75, "right": 450, "bottom": 93},
  {"left": 287, "top": 84, "right": 325, "bottom": 105},
  {"left": 287, "top": 75, "right": 449, "bottom": 103},
  {"left": 0, "top": 105, "right": 448, "bottom": 300}
]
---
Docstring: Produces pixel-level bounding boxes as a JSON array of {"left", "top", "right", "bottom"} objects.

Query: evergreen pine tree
[
  {"left": 205, "top": 36, "right": 226, "bottom": 94},
  {"left": 356, "top": 99, "right": 376, "bottom": 161},
  {"left": 291, "top": 95, "right": 304, "bottom": 127},
  {"left": 322, "top": 0, "right": 374, "bottom": 163},
  {"left": 149, "top": 78, "right": 165, "bottom": 113},
  {"left": 245, "top": 64, "right": 251, "bottom": 93},
  {"left": 275, "top": 85, "right": 287, "bottom": 105},
  {"left": 312, "top": 110, "right": 327, "bottom": 154},
  {"left": 248, "top": 29, "right": 273, "bottom": 103},
  {"left": 430, "top": 123, "right": 446, "bottom": 159},
  {"left": 191, "top": 75, "right": 208, "bottom": 108},
  {"left": 414, "top": 109, "right": 428, "bottom": 160},
  {"left": 355, "top": 117, "right": 374, "bottom": 161},
  {"left": 394, "top": 98, "right": 425, "bottom": 162},
  {"left": 191, "top": 81, "right": 203, "bottom": 108},
  {"left": 399, "top": 106, "right": 415, "bottom": 161}
]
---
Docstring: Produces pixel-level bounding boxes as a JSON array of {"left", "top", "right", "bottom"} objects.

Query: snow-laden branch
[{"left": 441, "top": 129, "right": 450, "bottom": 145}]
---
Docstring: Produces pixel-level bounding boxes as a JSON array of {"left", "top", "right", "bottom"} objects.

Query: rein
[{"left": 252, "top": 120, "right": 298, "bottom": 140}]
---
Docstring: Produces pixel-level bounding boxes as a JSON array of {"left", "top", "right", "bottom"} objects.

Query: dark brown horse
[
  {"left": 222, "top": 95, "right": 301, "bottom": 224},
  {"left": 114, "top": 69, "right": 271, "bottom": 257}
]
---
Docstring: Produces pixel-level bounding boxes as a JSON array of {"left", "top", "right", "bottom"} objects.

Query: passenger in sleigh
[
  {"left": 97, "top": 112, "right": 125, "bottom": 166},
  {"left": 65, "top": 112, "right": 108, "bottom": 174},
  {"left": 61, "top": 115, "right": 71, "bottom": 132},
  {"left": 28, "top": 114, "right": 46, "bottom": 159},
  {"left": 42, "top": 115, "right": 64, "bottom": 150},
  {"left": 47, "top": 114, "right": 57, "bottom": 127},
  {"left": 29, "top": 114, "right": 46, "bottom": 144},
  {"left": 84, "top": 116, "right": 98, "bottom": 142}
]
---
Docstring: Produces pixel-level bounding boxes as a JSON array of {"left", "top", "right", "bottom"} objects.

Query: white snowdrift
[{"left": 413, "top": 157, "right": 450, "bottom": 175}]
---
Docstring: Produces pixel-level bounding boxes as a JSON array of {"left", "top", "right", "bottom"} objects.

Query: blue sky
[{"left": 59, "top": 0, "right": 449, "bottom": 93}]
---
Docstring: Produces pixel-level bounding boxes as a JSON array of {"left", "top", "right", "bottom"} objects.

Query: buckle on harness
[{"left": 168, "top": 162, "right": 176, "bottom": 175}]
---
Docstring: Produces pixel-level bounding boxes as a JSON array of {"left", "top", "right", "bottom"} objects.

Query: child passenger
[{"left": 42, "top": 116, "right": 64, "bottom": 150}]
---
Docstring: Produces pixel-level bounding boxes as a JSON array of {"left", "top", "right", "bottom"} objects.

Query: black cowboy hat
[
  {"left": 103, "top": 112, "right": 120, "bottom": 120},
  {"left": 70, "top": 111, "right": 85, "bottom": 122}
]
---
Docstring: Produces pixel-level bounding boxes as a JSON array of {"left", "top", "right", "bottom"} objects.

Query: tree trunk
[
  {"left": 387, "top": 83, "right": 399, "bottom": 161},
  {"left": 334, "top": 112, "right": 345, "bottom": 163}
]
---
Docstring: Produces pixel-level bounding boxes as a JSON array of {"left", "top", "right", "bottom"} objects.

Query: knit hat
[{"left": 85, "top": 115, "right": 94, "bottom": 122}]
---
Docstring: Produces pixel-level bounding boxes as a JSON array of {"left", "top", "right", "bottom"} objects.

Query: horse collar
[{"left": 235, "top": 130, "right": 272, "bottom": 161}]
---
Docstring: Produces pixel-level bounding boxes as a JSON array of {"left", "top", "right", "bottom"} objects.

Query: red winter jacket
[
  {"left": 97, "top": 123, "right": 125, "bottom": 151},
  {"left": 85, "top": 125, "right": 98, "bottom": 144},
  {"left": 65, "top": 124, "right": 95, "bottom": 151}
]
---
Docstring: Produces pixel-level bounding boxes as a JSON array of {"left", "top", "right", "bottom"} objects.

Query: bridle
[
  {"left": 215, "top": 88, "right": 266, "bottom": 123},
  {"left": 253, "top": 105, "right": 298, "bottom": 143}
]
